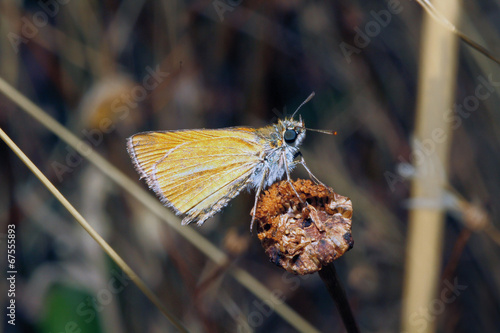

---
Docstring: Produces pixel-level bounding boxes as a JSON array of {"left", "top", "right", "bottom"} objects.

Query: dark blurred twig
[{"left": 319, "top": 263, "right": 360, "bottom": 333}]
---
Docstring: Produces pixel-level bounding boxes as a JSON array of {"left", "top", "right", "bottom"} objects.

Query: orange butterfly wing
[{"left": 127, "top": 129, "right": 263, "bottom": 225}]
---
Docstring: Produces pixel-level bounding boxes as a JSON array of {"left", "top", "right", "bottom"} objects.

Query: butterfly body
[{"left": 249, "top": 119, "right": 305, "bottom": 188}]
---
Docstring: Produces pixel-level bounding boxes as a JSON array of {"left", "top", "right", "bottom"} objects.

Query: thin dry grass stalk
[{"left": 0, "top": 128, "right": 188, "bottom": 332}]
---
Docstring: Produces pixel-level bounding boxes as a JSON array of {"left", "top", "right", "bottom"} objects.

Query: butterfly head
[
  {"left": 279, "top": 117, "right": 306, "bottom": 148},
  {"left": 278, "top": 118, "right": 306, "bottom": 147}
]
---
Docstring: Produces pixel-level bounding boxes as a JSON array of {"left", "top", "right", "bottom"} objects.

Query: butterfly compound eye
[{"left": 284, "top": 129, "right": 297, "bottom": 144}]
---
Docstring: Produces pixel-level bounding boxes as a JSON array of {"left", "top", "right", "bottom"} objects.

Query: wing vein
[{"left": 163, "top": 161, "right": 256, "bottom": 208}]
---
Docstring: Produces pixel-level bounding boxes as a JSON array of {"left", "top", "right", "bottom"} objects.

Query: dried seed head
[{"left": 254, "top": 179, "right": 354, "bottom": 275}]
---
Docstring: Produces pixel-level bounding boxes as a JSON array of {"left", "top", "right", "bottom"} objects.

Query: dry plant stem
[
  {"left": 415, "top": 0, "right": 500, "bottom": 66},
  {"left": 0, "top": 128, "right": 189, "bottom": 333},
  {"left": 0, "top": 77, "right": 319, "bottom": 333},
  {"left": 401, "top": 0, "right": 460, "bottom": 332},
  {"left": 441, "top": 228, "right": 472, "bottom": 284},
  {"left": 318, "top": 263, "right": 359, "bottom": 333},
  {"left": 195, "top": 260, "right": 232, "bottom": 300},
  {"left": 455, "top": 31, "right": 500, "bottom": 66}
]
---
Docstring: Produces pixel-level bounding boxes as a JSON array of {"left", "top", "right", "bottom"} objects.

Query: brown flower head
[{"left": 254, "top": 179, "right": 353, "bottom": 275}]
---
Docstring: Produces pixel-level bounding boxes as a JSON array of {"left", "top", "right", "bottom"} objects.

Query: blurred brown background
[{"left": 1, "top": 0, "right": 500, "bottom": 332}]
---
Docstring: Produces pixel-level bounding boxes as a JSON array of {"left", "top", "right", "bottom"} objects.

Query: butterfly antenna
[
  {"left": 306, "top": 128, "right": 338, "bottom": 136},
  {"left": 291, "top": 92, "right": 315, "bottom": 119}
]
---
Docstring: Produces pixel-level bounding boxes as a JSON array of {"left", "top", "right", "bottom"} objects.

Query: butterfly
[{"left": 127, "top": 92, "right": 334, "bottom": 229}]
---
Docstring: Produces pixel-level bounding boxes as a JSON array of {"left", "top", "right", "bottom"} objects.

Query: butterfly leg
[
  {"left": 296, "top": 153, "right": 326, "bottom": 186},
  {"left": 250, "top": 168, "right": 269, "bottom": 232},
  {"left": 283, "top": 153, "right": 304, "bottom": 201}
]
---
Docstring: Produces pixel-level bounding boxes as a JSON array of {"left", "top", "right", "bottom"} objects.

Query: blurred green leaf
[{"left": 39, "top": 284, "right": 103, "bottom": 333}]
